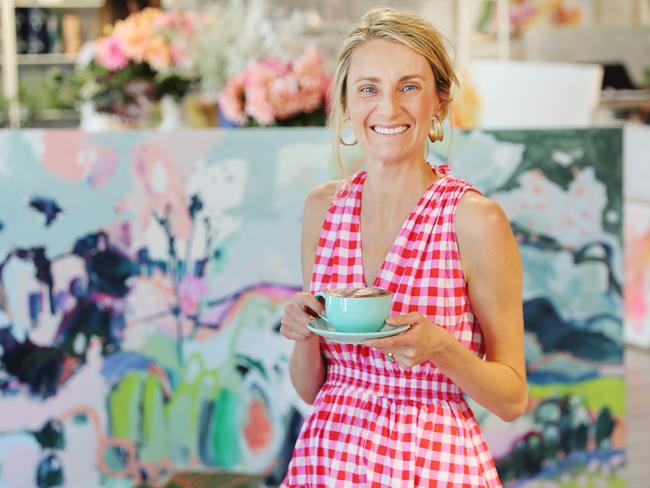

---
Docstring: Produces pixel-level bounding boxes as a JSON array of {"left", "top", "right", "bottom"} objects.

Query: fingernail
[{"left": 386, "top": 318, "right": 396, "bottom": 324}]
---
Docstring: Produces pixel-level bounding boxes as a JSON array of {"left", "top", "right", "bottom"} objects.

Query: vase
[
  {"left": 79, "top": 102, "right": 118, "bottom": 131},
  {"left": 79, "top": 102, "right": 142, "bottom": 131},
  {"left": 159, "top": 95, "right": 185, "bottom": 130},
  {"left": 217, "top": 105, "right": 239, "bottom": 128}
]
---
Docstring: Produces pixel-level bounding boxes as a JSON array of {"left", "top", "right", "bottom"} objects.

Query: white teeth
[{"left": 372, "top": 125, "right": 408, "bottom": 135}]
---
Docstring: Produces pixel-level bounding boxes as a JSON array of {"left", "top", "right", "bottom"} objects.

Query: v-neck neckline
[{"left": 356, "top": 167, "right": 448, "bottom": 289}]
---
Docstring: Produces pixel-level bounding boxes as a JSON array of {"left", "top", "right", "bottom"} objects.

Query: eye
[
  {"left": 402, "top": 84, "right": 418, "bottom": 92},
  {"left": 359, "top": 86, "right": 377, "bottom": 94}
]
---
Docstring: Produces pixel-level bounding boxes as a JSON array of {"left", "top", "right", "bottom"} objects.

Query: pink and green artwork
[
  {"left": 625, "top": 203, "right": 650, "bottom": 348},
  {"left": 0, "top": 128, "right": 624, "bottom": 487},
  {"left": 624, "top": 125, "right": 650, "bottom": 349},
  {"left": 440, "top": 128, "right": 625, "bottom": 487}
]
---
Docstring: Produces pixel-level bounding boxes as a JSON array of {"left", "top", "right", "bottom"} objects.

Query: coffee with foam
[{"left": 325, "top": 287, "right": 390, "bottom": 298}]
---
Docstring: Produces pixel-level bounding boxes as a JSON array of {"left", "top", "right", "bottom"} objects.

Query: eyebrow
[{"left": 352, "top": 74, "right": 425, "bottom": 84}]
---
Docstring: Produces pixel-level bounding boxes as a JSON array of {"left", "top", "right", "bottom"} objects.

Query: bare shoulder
[
  {"left": 300, "top": 180, "right": 341, "bottom": 289},
  {"left": 455, "top": 190, "right": 511, "bottom": 237},
  {"left": 304, "top": 180, "right": 340, "bottom": 214},
  {"left": 302, "top": 180, "right": 341, "bottom": 241},
  {"left": 455, "top": 190, "right": 520, "bottom": 278}
]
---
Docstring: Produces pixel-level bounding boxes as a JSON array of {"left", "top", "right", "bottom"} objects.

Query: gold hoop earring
[
  {"left": 429, "top": 117, "right": 444, "bottom": 143},
  {"left": 338, "top": 121, "right": 357, "bottom": 146}
]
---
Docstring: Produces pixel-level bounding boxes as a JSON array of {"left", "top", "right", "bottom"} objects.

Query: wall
[
  {"left": 0, "top": 128, "right": 625, "bottom": 487},
  {"left": 523, "top": 26, "right": 650, "bottom": 85},
  {"left": 624, "top": 124, "right": 650, "bottom": 348}
]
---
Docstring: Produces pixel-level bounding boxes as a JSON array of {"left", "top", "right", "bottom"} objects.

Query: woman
[{"left": 279, "top": 7, "right": 527, "bottom": 487}]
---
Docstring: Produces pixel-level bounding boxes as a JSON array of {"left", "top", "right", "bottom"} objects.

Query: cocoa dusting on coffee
[{"left": 326, "top": 287, "right": 389, "bottom": 298}]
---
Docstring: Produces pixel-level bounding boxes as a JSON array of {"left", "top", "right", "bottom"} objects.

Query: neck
[{"left": 362, "top": 156, "right": 439, "bottom": 222}]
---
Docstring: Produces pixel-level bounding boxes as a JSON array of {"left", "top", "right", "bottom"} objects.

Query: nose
[{"left": 377, "top": 91, "right": 400, "bottom": 118}]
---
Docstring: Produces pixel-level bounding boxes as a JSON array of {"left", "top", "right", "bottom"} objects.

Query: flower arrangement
[
  {"left": 191, "top": 0, "right": 316, "bottom": 102},
  {"left": 217, "top": 46, "right": 331, "bottom": 127},
  {"left": 76, "top": 8, "right": 200, "bottom": 121}
]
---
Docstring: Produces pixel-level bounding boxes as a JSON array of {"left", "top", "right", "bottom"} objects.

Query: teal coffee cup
[{"left": 314, "top": 287, "right": 392, "bottom": 333}]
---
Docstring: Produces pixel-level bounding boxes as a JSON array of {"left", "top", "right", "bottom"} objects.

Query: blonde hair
[{"left": 329, "top": 7, "right": 458, "bottom": 180}]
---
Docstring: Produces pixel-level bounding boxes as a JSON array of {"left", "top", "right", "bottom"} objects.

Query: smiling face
[{"left": 345, "top": 38, "right": 440, "bottom": 165}]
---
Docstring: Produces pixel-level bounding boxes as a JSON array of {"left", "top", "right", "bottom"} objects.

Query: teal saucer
[{"left": 306, "top": 318, "right": 410, "bottom": 345}]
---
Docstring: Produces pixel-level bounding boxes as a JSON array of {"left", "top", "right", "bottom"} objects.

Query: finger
[
  {"left": 364, "top": 335, "right": 400, "bottom": 351},
  {"left": 300, "top": 294, "right": 325, "bottom": 318},
  {"left": 280, "top": 314, "right": 312, "bottom": 340},
  {"left": 385, "top": 313, "right": 420, "bottom": 326},
  {"left": 286, "top": 301, "right": 319, "bottom": 323},
  {"left": 283, "top": 322, "right": 311, "bottom": 341},
  {"left": 280, "top": 323, "right": 311, "bottom": 341},
  {"left": 285, "top": 307, "right": 315, "bottom": 329},
  {"left": 380, "top": 351, "right": 407, "bottom": 369}
]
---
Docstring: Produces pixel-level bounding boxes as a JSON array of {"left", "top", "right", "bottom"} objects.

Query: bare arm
[
  {"left": 365, "top": 191, "right": 528, "bottom": 421},
  {"left": 285, "top": 181, "right": 339, "bottom": 404},
  {"left": 434, "top": 192, "right": 528, "bottom": 421}
]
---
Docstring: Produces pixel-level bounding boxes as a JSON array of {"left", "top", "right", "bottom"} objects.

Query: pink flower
[
  {"left": 257, "top": 59, "right": 291, "bottom": 77},
  {"left": 245, "top": 83, "right": 275, "bottom": 125},
  {"left": 170, "top": 42, "right": 185, "bottom": 66},
  {"left": 217, "top": 73, "right": 247, "bottom": 125},
  {"left": 244, "top": 63, "right": 276, "bottom": 86},
  {"left": 96, "top": 35, "right": 128, "bottom": 70},
  {"left": 299, "top": 88, "right": 324, "bottom": 114},
  {"left": 179, "top": 276, "right": 208, "bottom": 315},
  {"left": 269, "top": 75, "right": 301, "bottom": 119},
  {"left": 144, "top": 35, "right": 172, "bottom": 71},
  {"left": 322, "top": 74, "right": 334, "bottom": 113},
  {"left": 218, "top": 93, "right": 246, "bottom": 126},
  {"left": 292, "top": 46, "right": 323, "bottom": 80},
  {"left": 242, "top": 64, "right": 279, "bottom": 125},
  {"left": 114, "top": 20, "right": 150, "bottom": 63},
  {"left": 217, "top": 47, "right": 329, "bottom": 126},
  {"left": 154, "top": 9, "right": 181, "bottom": 30},
  {"left": 149, "top": 9, "right": 197, "bottom": 70},
  {"left": 181, "top": 11, "right": 198, "bottom": 36}
]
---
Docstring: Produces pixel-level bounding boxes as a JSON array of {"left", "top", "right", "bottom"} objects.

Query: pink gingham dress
[{"left": 282, "top": 165, "right": 501, "bottom": 487}]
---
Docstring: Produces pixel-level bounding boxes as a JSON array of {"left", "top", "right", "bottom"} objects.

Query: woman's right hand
[{"left": 280, "top": 292, "right": 325, "bottom": 342}]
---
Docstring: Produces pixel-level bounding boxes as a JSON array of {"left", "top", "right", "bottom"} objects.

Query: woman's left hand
[{"left": 364, "top": 313, "right": 449, "bottom": 368}]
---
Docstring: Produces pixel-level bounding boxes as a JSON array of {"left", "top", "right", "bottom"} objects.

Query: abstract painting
[
  {"left": 0, "top": 128, "right": 624, "bottom": 487},
  {"left": 438, "top": 128, "right": 625, "bottom": 487}
]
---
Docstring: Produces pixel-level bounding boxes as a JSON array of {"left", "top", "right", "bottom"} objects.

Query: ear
[{"left": 433, "top": 101, "right": 445, "bottom": 120}]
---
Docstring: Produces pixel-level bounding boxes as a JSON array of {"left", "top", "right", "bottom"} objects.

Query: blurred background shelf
[
  {"left": 2, "top": 0, "right": 650, "bottom": 129},
  {"left": 30, "top": 108, "right": 79, "bottom": 120},
  {"left": 14, "top": 0, "right": 104, "bottom": 7},
  {"left": 1, "top": 0, "right": 104, "bottom": 127},
  {"left": 3, "top": 53, "right": 78, "bottom": 65},
  {"left": 600, "top": 89, "right": 650, "bottom": 109},
  {"left": 0, "top": 108, "right": 80, "bottom": 127}
]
